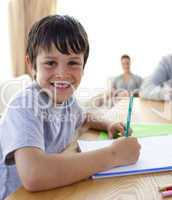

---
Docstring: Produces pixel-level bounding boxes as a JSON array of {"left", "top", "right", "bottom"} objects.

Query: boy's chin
[
  {"left": 46, "top": 87, "right": 75, "bottom": 104},
  {"left": 53, "top": 94, "right": 72, "bottom": 104}
]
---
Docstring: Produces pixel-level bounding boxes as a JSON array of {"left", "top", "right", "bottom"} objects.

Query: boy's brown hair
[{"left": 26, "top": 15, "right": 89, "bottom": 70}]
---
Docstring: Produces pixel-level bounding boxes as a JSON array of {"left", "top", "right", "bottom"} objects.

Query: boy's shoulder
[
  {"left": 8, "top": 81, "right": 40, "bottom": 106},
  {"left": 3, "top": 81, "right": 46, "bottom": 117}
]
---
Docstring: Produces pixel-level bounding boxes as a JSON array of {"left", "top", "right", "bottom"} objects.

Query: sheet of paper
[{"left": 78, "top": 135, "right": 172, "bottom": 179}]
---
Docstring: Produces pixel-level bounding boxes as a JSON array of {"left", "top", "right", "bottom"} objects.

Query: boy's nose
[{"left": 55, "top": 64, "right": 66, "bottom": 78}]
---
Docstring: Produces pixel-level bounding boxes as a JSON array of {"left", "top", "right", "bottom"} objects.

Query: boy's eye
[
  {"left": 68, "top": 61, "right": 82, "bottom": 67},
  {"left": 44, "top": 61, "right": 57, "bottom": 68}
]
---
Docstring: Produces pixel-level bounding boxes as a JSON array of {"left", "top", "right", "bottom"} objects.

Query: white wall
[{"left": 58, "top": 0, "right": 172, "bottom": 96}]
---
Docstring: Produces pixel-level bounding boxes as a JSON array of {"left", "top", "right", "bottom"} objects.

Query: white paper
[{"left": 78, "top": 135, "right": 172, "bottom": 179}]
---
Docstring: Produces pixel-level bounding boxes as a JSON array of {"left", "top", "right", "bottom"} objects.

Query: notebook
[{"left": 77, "top": 135, "right": 172, "bottom": 179}]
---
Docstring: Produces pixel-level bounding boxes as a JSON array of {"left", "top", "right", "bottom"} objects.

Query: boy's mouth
[{"left": 49, "top": 80, "right": 71, "bottom": 89}]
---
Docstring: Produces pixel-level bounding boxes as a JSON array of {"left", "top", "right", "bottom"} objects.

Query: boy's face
[{"left": 33, "top": 45, "right": 84, "bottom": 104}]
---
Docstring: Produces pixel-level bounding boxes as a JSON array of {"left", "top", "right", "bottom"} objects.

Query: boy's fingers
[
  {"left": 112, "top": 124, "right": 125, "bottom": 137},
  {"left": 108, "top": 122, "right": 126, "bottom": 138},
  {"left": 117, "top": 123, "right": 125, "bottom": 133}
]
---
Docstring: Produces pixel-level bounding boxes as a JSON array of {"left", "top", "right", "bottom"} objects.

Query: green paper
[
  {"left": 99, "top": 131, "right": 120, "bottom": 140},
  {"left": 99, "top": 131, "right": 108, "bottom": 140},
  {"left": 99, "top": 124, "right": 172, "bottom": 140},
  {"left": 132, "top": 123, "right": 172, "bottom": 138}
]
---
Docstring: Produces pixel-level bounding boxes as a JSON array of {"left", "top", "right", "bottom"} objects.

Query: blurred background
[{"left": 1, "top": 0, "right": 172, "bottom": 98}]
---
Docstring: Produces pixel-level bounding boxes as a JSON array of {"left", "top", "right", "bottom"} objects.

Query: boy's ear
[{"left": 25, "top": 55, "right": 36, "bottom": 79}]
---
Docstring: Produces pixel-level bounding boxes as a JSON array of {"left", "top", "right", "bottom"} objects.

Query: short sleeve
[{"left": 0, "top": 99, "right": 44, "bottom": 165}]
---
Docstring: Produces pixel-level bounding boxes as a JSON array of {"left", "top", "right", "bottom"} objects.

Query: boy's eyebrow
[
  {"left": 44, "top": 56, "right": 58, "bottom": 59},
  {"left": 69, "top": 56, "right": 82, "bottom": 60},
  {"left": 44, "top": 56, "right": 82, "bottom": 60}
]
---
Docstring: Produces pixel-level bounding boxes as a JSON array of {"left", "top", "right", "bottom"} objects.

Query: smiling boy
[{"left": 0, "top": 15, "right": 140, "bottom": 199}]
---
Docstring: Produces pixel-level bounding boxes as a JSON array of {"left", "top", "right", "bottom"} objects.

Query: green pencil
[{"left": 125, "top": 96, "right": 134, "bottom": 137}]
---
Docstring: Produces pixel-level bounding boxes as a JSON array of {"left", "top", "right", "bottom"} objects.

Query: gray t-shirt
[
  {"left": 112, "top": 73, "right": 143, "bottom": 93},
  {"left": 152, "top": 54, "right": 172, "bottom": 87},
  {"left": 0, "top": 82, "right": 85, "bottom": 200}
]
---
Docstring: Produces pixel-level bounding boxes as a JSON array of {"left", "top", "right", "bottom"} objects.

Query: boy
[{"left": 0, "top": 15, "right": 140, "bottom": 199}]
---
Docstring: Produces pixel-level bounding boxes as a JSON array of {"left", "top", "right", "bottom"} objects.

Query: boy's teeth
[
  {"left": 55, "top": 83, "right": 69, "bottom": 88},
  {"left": 50, "top": 81, "right": 70, "bottom": 88}
]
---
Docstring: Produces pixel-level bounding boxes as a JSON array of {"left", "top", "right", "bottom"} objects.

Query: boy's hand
[
  {"left": 107, "top": 122, "right": 125, "bottom": 139},
  {"left": 107, "top": 122, "right": 132, "bottom": 139},
  {"left": 109, "top": 137, "right": 141, "bottom": 166}
]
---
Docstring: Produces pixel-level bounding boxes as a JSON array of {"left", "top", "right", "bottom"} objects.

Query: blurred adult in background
[
  {"left": 140, "top": 54, "right": 172, "bottom": 101},
  {"left": 111, "top": 54, "right": 143, "bottom": 97},
  {"left": 92, "top": 55, "right": 143, "bottom": 108}
]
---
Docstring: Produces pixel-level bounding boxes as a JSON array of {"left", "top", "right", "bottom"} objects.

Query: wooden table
[{"left": 6, "top": 98, "right": 172, "bottom": 200}]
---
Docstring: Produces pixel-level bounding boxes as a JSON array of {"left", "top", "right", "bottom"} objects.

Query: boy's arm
[
  {"left": 15, "top": 136, "right": 140, "bottom": 192},
  {"left": 15, "top": 146, "right": 113, "bottom": 191},
  {"left": 83, "top": 113, "right": 125, "bottom": 138},
  {"left": 84, "top": 112, "right": 111, "bottom": 131}
]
